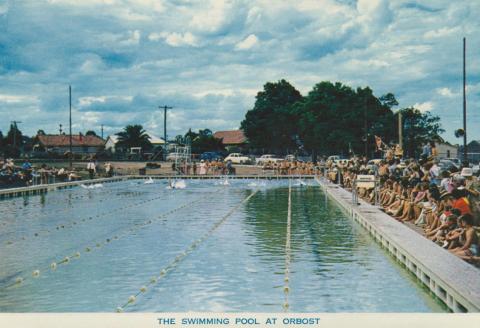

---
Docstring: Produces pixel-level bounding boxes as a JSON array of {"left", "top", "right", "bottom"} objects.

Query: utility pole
[
  {"left": 159, "top": 105, "right": 173, "bottom": 159},
  {"left": 364, "top": 98, "right": 368, "bottom": 158},
  {"left": 10, "top": 121, "right": 22, "bottom": 151},
  {"left": 101, "top": 124, "right": 104, "bottom": 139},
  {"left": 463, "top": 37, "right": 467, "bottom": 164},
  {"left": 69, "top": 85, "right": 73, "bottom": 169},
  {"left": 398, "top": 111, "right": 403, "bottom": 150}
]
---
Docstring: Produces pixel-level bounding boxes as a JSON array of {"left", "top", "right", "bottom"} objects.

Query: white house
[
  {"left": 437, "top": 142, "right": 459, "bottom": 159},
  {"left": 104, "top": 132, "right": 165, "bottom": 153}
]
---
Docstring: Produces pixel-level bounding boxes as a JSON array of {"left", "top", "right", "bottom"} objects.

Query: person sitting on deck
[{"left": 450, "top": 214, "right": 480, "bottom": 261}]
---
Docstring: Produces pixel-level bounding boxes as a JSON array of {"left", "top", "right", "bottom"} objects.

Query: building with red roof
[
  {"left": 34, "top": 134, "right": 105, "bottom": 155},
  {"left": 213, "top": 130, "right": 248, "bottom": 152}
]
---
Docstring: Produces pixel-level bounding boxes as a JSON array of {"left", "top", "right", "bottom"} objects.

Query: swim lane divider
[
  {"left": 283, "top": 180, "right": 292, "bottom": 312},
  {"left": 1, "top": 189, "right": 223, "bottom": 290},
  {"left": 3, "top": 191, "right": 170, "bottom": 247},
  {"left": 115, "top": 189, "right": 259, "bottom": 312}
]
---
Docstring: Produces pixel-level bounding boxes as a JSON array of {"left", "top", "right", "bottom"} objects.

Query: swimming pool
[{"left": 0, "top": 179, "right": 447, "bottom": 312}]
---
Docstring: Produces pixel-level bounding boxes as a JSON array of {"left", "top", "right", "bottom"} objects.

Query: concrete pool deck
[{"left": 316, "top": 177, "right": 480, "bottom": 313}]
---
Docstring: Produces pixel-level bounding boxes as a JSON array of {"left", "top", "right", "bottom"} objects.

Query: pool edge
[{"left": 315, "top": 177, "right": 480, "bottom": 313}]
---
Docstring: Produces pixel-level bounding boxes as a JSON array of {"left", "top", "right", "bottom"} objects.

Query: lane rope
[
  {"left": 283, "top": 180, "right": 292, "bottom": 311},
  {"left": 0, "top": 182, "right": 157, "bottom": 231},
  {"left": 115, "top": 189, "right": 259, "bottom": 312},
  {"left": 1, "top": 188, "right": 224, "bottom": 290},
  {"left": 1, "top": 189, "right": 172, "bottom": 247}
]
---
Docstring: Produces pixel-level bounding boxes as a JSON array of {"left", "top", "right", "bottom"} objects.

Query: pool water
[{"left": 0, "top": 179, "right": 447, "bottom": 312}]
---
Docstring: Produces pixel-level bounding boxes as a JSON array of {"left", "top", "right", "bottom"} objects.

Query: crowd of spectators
[
  {"left": 261, "top": 160, "right": 320, "bottom": 175},
  {"left": 324, "top": 147, "right": 480, "bottom": 266},
  {"left": 0, "top": 158, "right": 85, "bottom": 188},
  {"left": 172, "top": 160, "right": 235, "bottom": 175}
]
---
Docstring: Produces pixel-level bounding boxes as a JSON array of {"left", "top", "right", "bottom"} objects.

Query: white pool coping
[{"left": 315, "top": 177, "right": 480, "bottom": 313}]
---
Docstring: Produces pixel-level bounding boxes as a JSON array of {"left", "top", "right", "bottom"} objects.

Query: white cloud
[
  {"left": 235, "top": 34, "right": 259, "bottom": 50},
  {"left": 0, "top": 2, "right": 9, "bottom": 15},
  {"left": 47, "top": 0, "right": 116, "bottom": 5},
  {"left": 0, "top": 94, "right": 37, "bottom": 103},
  {"left": 413, "top": 102, "right": 434, "bottom": 112},
  {"left": 189, "top": 0, "right": 230, "bottom": 33},
  {"left": 149, "top": 32, "right": 198, "bottom": 47},
  {"left": 119, "top": 30, "right": 141, "bottom": 46},
  {"left": 78, "top": 96, "right": 133, "bottom": 107},
  {"left": 126, "top": 0, "right": 165, "bottom": 13},
  {"left": 1, "top": 0, "right": 479, "bottom": 144},
  {"left": 424, "top": 27, "right": 459, "bottom": 39},
  {"left": 466, "top": 83, "right": 480, "bottom": 93},
  {"left": 436, "top": 87, "right": 456, "bottom": 97}
]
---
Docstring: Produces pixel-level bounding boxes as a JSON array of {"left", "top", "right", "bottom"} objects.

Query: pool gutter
[
  {"left": 0, "top": 176, "right": 131, "bottom": 198},
  {"left": 315, "top": 177, "right": 480, "bottom": 313}
]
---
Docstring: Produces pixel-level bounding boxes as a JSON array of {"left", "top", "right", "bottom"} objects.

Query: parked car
[
  {"left": 445, "top": 158, "right": 461, "bottom": 168},
  {"left": 200, "top": 152, "right": 224, "bottom": 161},
  {"left": 472, "top": 164, "right": 480, "bottom": 176},
  {"left": 166, "top": 152, "right": 184, "bottom": 162},
  {"left": 224, "top": 153, "right": 251, "bottom": 164},
  {"left": 256, "top": 154, "right": 283, "bottom": 165},
  {"left": 438, "top": 159, "right": 458, "bottom": 173}
]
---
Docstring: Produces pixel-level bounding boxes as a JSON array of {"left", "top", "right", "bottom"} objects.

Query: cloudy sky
[{"left": 0, "top": 0, "right": 478, "bottom": 144}]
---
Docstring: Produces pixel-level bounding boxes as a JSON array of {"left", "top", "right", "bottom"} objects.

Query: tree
[
  {"left": 115, "top": 125, "right": 152, "bottom": 151},
  {"left": 185, "top": 128, "right": 198, "bottom": 142},
  {"left": 185, "top": 129, "right": 224, "bottom": 154},
  {"left": 295, "top": 82, "right": 395, "bottom": 157},
  {"left": 241, "top": 79, "right": 303, "bottom": 154},
  {"left": 379, "top": 93, "right": 399, "bottom": 108},
  {"left": 0, "top": 131, "right": 4, "bottom": 157},
  {"left": 85, "top": 130, "right": 97, "bottom": 136},
  {"left": 4, "top": 123, "right": 24, "bottom": 157},
  {"left": 399, "top": 107, "right": 444, "bottom": 158},
  {"left": 174, "top": 135, "right": 184, "bottom": 145},
  {"left": 37, "top": 129, "right": 46, "bottom": 136}
]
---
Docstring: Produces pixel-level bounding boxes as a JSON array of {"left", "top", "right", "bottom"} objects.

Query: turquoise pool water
[{"left": 0, "top": 179, "right": 446, "bottom": 312}]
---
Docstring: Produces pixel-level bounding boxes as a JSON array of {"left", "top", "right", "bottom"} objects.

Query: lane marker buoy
[
  {"left": 2, "top": 187, "right": 227, "bottom": 291},
  {"left": 115, "top": 189, "right": 259, "bottom": 312}
]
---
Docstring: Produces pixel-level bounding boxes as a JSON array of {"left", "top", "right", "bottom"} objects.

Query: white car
[
  {"left": 166, "top": 152, "right": 184, "bottom": 162},
  {"left": 224, "top": 153, "right": 251, "bottom": 164},
  {"left": 445, "top": 158, "right": 461, "bottom": 168},
  {"left": 256, "top": 154, "right": 283, "bottom": 165},
  {"left": 472, "top": 164, "right": 480, "bottom": 175}
]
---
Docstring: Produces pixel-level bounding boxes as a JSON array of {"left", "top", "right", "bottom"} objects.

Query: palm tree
[{"left": 115, "top": 125, "right": 152, "bottom": 152}]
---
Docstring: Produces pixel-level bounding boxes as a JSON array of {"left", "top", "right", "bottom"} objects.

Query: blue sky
[{"left": 0, "top": 0, "right": 478, "bottom": 144}]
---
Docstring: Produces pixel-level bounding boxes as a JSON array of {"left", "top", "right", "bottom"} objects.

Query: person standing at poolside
[
  {"left": 421, "top": 142, "right": 431, "bottom": 159},
  {"left": 105, "top": 162, "right": 113, "bottom": 177},
  {"left": 192, "top": 161, "right": 197, "bottom": 175},
  {"left": 199, "top": 160, "right": 207, "bottom": 175},
  {"left": 430, "top": 141, "right": 438, "bottom": 159},
  {"left": 87, "top": 159, "right": 96, "bottom": 180}
]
